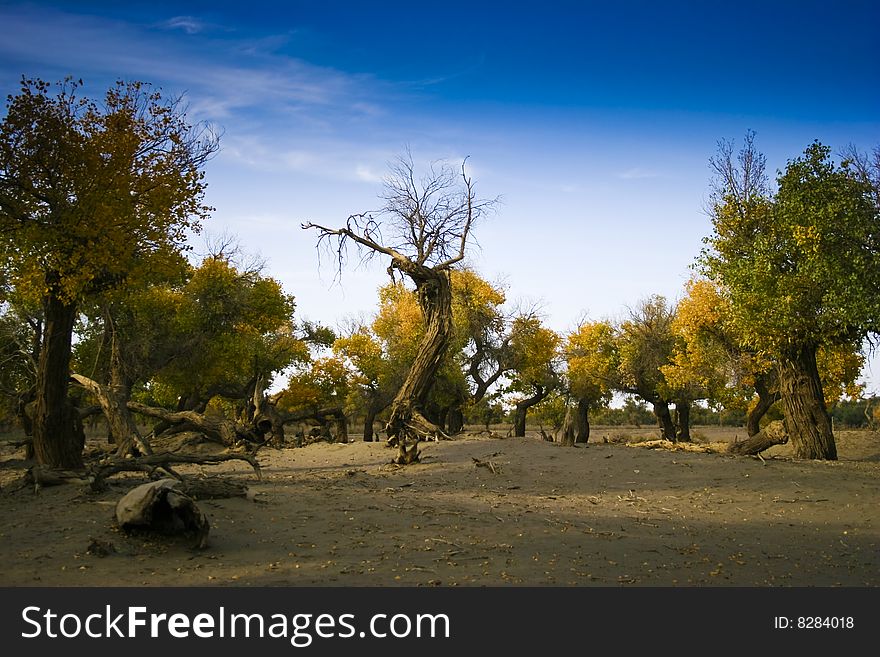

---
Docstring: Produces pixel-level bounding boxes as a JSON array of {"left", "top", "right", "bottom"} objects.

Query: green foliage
[
  {"left": 73, "top": 256, "right": 303, "bottom": 408},
  {"left": 153, "top": 257, "right": 304, "bottom": 405},
  {"left": 463, "top": 394, "right": 506, "bottom": 427},
  {"left": 615, "top": 295, "right": 677, "bottom": 402},
  {"left": 701, "top": 140, "right": 880, "bottom": 358},
  {"left": 829, "top": 397, "right": 876, "bottom": 429},
  {"left": 591, "top": 398, "right": 656, "bottom": 426},
  {"left": 531, "top": 391, "right": 568, "bottom": 430}
]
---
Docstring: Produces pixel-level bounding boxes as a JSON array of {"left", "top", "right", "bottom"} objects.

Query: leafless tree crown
[
  {"left": 303, "top": 153, "right": 496, "bottom": 278},
  {"left": 708, "top": 129, "right": 769, "bottom": 215}
]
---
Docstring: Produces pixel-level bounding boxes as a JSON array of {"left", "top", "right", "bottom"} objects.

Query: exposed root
[{"left": 395, "top": 440, "right": 421, "bottom": 465}]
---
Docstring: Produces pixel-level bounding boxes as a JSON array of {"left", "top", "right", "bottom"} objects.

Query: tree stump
[{"left": 115, "top": 479, "right": 210, "bottom": 548}]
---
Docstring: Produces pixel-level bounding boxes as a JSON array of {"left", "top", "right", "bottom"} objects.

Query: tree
[
  {"left": 662, "top": 278, "right": 760, "bottom": 436},
  {"left": 668, "top": 276, "right": 864, "bottom": 438},
  {"left": 0, "top": 77, "right": 218, "bottom": 468},
  {"left": 303, "top": 153, "right": 494, "bottom": 463},
  {"left": 565, "top": 320, "right": 617, "bottom": 443},
  {"left": 614, "top": 295, "right": 679, "bottom": 440},
  {"left": 275, "top": 356, "right": 350, "bottom": 443},
  {"left": 0, "top": 297, "right": 42, "bottom": 432},
  {"left": 452, "top": 269, "right": 511, "bottom": 405},
  {"left": 149, "top": 256, "right": 305, "bottom": 413},
  {"left": 72, "top": 254, "right": 306, "bottom": 451},
  {"left": 506, "top": 315, "right": 561, "bottom": 437},
  {"left": 333, "top": 324, "right": 399, "bottom": 442},
  {"left": 332, "top": 270, "right": 504, "bottom": 441},
  {"left": 701, "top": 135, "right": 880, "bottom": 459}
]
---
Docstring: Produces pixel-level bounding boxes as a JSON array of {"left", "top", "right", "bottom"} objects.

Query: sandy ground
[{"left": 0, "top": 426, "right": 878, "bottom": 587}]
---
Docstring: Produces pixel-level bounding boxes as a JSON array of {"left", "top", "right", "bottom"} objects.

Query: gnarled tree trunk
[
  {"left": 778, "top": 347, "right": 837, "bottom": 460},
  {"left": 33, "top": 291, "right": 84, "bottom": 469},
  {"left": 747, "top": 371, "right": 780, "bottom": 437},
  {"left": 250, "top": 375, "right": 286, "bottom": 446},
  {"left": 71, "top": 374, "right": 152, "bottom": 457},
  {"left": 728, "top": 419, "right": 788, "bottom": 456},
  {"left": 363, "top": 405, "right": 379, "bottom": 442},
  {"left": 127, "top": 401, "right": 243, "bottom": 446},
  {"left": 513, "top": 384, "right": 547, "bottom": 437},
  {"left": 385, "top": 265, "right": 453, "bottom": 463},
  {"left": 652, "top": 399, "right": 677, "bottom": 442},
  {"left": 446, "top": 405, "right": 464, "bottom": 434}
]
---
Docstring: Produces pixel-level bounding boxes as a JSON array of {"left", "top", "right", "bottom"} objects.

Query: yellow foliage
[{"left": 565, "top": 321, "right": 616, "bottom": 403}]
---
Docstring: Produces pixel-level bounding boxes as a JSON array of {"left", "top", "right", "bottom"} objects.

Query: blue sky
[{"left": 2, "top": 1, "right": 879, "bottom": 391}]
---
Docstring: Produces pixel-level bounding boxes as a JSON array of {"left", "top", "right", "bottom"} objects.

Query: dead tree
[
  {"left": 303, "top": 153, "right": 494, "bottom": 464},
  {"left": 247, "top": 375, "right": 286, "bottom": 446},
  {"left": 127, "top": 401, "right": 249, "bottom": 446},
  {"left": 72, "top": 374, "right": 153, "bottom": 456},
  {"left": 278, "top": 405, "right": 349, "bottom": 444}
]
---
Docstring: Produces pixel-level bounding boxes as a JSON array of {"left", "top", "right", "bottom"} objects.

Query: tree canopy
[
  {"left": 700, "top": 135, "right": 880, "bottom": 458},
  {"left": 0, "top": 77, "right": 219, "bottom": 467}
]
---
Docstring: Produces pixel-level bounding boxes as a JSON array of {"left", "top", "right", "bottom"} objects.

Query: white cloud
[
  {"left": 161, "top": 16, "right": 207, "bottom": 35},
  {"left": 355, "top": 164, "right": 383, "bottom": 183},
  {"left": 618, "top": 167, "right": 661, "bottom": 180},
  {"left": 0, "top": 5, "right": 388, "bottom": 126}
]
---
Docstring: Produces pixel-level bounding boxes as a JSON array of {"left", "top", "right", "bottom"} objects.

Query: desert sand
[{"left": 1, "top": 426, "right": 878, "bottom": 587}]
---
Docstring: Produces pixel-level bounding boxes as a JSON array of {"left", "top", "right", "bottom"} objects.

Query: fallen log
[
  {"left": 181, "top": 477, "right": 249, "bottom": 500},
  {"left": 88, "top": 452, "right": 262, "bottom": 491},
  {"left": 279, "top": 406, "right": 349, "bottom": 444},
  {"left": 728, "top": 420, "right": 789, "bottom": 456},
  {"left": 127, "top": 401, "right": 249, "bottom": 446}
]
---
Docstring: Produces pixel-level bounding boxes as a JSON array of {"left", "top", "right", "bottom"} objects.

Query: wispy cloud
[
  {"left": 219, "top": 134, "right": 396, "bottom": 184},
  {"left": 161, "top": 16, "right": 208, "bottom": 35},
  {"left": 618, "top": 167, "right": 661, "bottom": 180},
  {"left": 355, "top": 164, "right": 383, "bottom": 183},
  {"left": 0, "top": 4, "right": 484, "bottom": 185},
  {"left": 0, "top": 5, "right": 390, "bottom": 127}
]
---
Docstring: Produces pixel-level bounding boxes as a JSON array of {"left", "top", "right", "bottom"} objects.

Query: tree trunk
[
  {"left": 470, "top": 355, "right": 506, "bottom": 404},
  {"left": 747, "top": 371, "right": 780, "bottom": 437},
  {"left": 71, "top": 374, "right": 153, "bottom": 456},
  {"left": 675, "top": 400, "right": 691, "bottom": 442},
  {"left": 251, "top": 375, "right": 286, "bottom": 446},
  {"left": 728, "top": 419, "right": 788, "bottom": 456},
  {"left": 513, "top": 384, "right": 547, "bottom": 437},
  {"left": 778, "top": 347, "right": 837, "bottom": 460},
  {"left": 385, "top": 266, "right": 454, "bottom": 464},
  {"left": 446, "top": 406, "right": 464, "bottom": 434},
  {"left": 333, "top": 410, "right": 349, "bottom": 443},
  {"left": 435, "top": 405, "right": 449, "bottom": 433},
  {"left": 32, "top": 291, "right": 84, "bottom": 469},
  {"left": 651, "top": 399, "right": 677, "bottom": 442},
  {"left": 575, "top": 397, "right": 590, "bottom": 444},
  {"left": 560, "top": 406, "right": 576, "bottom": 446},
  {"left": 363, "top": 405, "right": 379, "bottom": 442}
]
